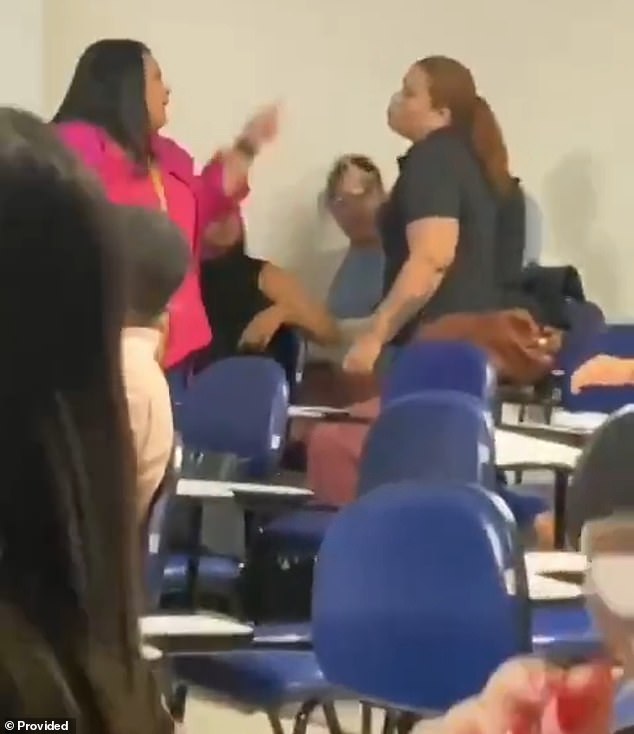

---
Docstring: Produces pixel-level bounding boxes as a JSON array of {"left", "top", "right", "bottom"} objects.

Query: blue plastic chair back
[
  {"left": 268, "top": 327, "right": 307, "bottom": 402},
  {"left": 357, "top": 391, "right": 495, "bottom": 497},
  {"left": 382, "top": 340, "right": 495, "bottom": 407},
  {"left": 599, "top": 324, "right": 634, "bottom": 356},
  {"left": 312, "top": 481, "right": 530, "bottom": 712},
  {"left": 180, "top": 357, "right": 289, "bottom": 479},
  {"left": 144, "top": 468, "right": 178, "bottom": 611},
  {"left": 166, "top": 364, "right": 192, "bottom": 431}
]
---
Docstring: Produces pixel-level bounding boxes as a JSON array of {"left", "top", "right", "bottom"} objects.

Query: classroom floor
[{"left": 185, "top": 694, "right": 362, "bottom": 733}]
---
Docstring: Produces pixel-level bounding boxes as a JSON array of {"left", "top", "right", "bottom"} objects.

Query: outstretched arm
[{"left": 258, "top": 263, "right": 341, "bottom": 346}]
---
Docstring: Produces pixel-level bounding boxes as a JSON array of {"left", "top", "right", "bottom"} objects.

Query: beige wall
[
  {"left": 34, "top": 0, "right": 634, "bottom": 316},
  {"left": 0, "top": 0, "right": 43, "bottom": 113}
]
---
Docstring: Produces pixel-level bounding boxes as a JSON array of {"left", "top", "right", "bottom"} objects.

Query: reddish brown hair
[{"left": 417, "top": 56, "right": 512, "bottom": 196}]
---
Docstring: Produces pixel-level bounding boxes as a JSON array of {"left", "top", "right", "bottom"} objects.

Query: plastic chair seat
[
  {"left": 531, "top": 602, "right": 600, "bottom": 659},
  {"left": 172, "top": 650, "right": 338, "bottom": 708},
  {"left": 264, "top": 509, "right": 335, "bottom": 549},
  {"left": 163, "top": 554, "right": 190, "bottom": 595},
  {"left": 497, "top": 486, "right": 550, "bottom": 527},
  {"left": 163, "top": 553, "right": 241, "bottom": 597}
]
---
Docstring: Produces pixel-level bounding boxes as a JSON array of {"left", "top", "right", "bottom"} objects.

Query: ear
[{"left": 436, "top": 106, "right": 452, "bottom": 126}]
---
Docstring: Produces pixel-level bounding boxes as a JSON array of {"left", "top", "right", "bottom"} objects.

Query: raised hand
[{"left": 240, "top": 102, "right": 280, "bottom": 151}]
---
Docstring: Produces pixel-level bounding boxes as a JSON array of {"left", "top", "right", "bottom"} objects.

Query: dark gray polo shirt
[{"left": 380, "top": 128, "right": 498, "bottom": 344}]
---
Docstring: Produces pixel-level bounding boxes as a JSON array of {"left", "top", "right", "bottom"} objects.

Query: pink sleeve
[
  {"left": 56, "top": 122, "right": 107, "bottom": 175},
  {"left": 156, "top": 136, "right": 249, "bottom": 235},
  {"left": 197, "top": 157, "right": 249, "bottom": 233}
]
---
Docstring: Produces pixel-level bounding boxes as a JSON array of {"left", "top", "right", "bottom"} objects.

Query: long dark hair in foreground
[{"left": 0, "top": 107, "right": 161, "bottom": 728}]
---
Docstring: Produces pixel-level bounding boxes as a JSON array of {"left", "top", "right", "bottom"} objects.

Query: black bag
[{"left": 242, "top": 523, "right": 319, "bottom": 622}]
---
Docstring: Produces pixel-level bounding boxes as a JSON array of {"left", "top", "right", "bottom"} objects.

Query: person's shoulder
[
  {"left": 56, "top": 120, "right": 110, "bottom": 162},
  {"left": 56, "top": 119, "right": 101, "bottom": 142},
  {"left": 402, "top": 129, "right": 464, "bottom": 172}
]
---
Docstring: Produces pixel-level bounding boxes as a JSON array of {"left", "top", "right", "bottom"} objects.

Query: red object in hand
[{"left": 555, "top": 666, "right": 613, "bottom": 733}]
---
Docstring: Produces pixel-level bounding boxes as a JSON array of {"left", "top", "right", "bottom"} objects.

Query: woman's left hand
[
  {"left": 239, "top": 306, "right": 285, "bottom": 351},
  {"left": 343, "top": 331, "right": 383, "bottom": 374}
]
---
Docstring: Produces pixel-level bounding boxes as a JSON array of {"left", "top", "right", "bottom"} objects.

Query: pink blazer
[{"left": 57, "top": 121, "right": 248, "bottom": 369}]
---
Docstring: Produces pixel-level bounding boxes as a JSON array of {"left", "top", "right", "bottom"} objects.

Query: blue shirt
[{"left": 327, "top": 247, "right": 385, "bottom": 319}]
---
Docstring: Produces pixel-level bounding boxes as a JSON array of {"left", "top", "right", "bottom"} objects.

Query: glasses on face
[{"left": 329, "top": 181, "right": 380, "bottom": 210}]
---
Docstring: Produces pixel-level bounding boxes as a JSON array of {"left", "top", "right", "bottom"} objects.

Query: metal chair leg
[
  {"left": 323, "top": 702, "right": 344, "bottom": 734},
  {"left": 292, "top": 699, "right": 320, "bottom": 734},
  {"left": 381, "top": 710, "right": 398, "bottom": 734},
  {"left": 396, "top": 712, "right": 418, "bottom": 734},
  {"left": 169, "top": 683, "right": 188, "bottom": 722},
  {"left": 266, "top": 709, "right": 286, "bottom": 734},
  {"left": 361, "top": 703, "right": 373, "bottom": 734}
]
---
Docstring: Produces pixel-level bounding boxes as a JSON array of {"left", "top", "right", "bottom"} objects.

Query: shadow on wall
[
  {"left": 543, "top": 152, "right": 620, "bottom": 314},
  {"left": 523, "top": 191, "right": 543, "bottom": 264},
  {"left": 287, "top": 192, "right": 348, "bottom": 301}
]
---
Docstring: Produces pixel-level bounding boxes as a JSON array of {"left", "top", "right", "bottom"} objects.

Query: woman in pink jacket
[{"left": 53, "top": 38, "right": 278, "bottom": 397}]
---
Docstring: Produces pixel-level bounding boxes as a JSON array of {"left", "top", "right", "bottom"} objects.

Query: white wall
[
  {"left": 42, "top": 0, "right": 634, "bottom": 316},
  {"left": 0, "top": 0, "right": 43, "bottom": 113}
]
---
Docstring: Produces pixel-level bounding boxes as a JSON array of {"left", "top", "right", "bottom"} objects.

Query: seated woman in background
[
  {"left": 0, "top": 108, "right": 170, "bottom": 729},
  {"left": 324, "top": 154, "right": 386, "bottom": 319},
  {"left": 197, "top": 206, "right": 340, "bottom": 367},
  {"left": 310, "top": 56, "right": 556, "bottom": 545}
]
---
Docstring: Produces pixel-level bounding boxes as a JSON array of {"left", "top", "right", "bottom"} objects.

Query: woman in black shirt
[
  {"left": 198, "top": 208, "right": 340, "bottom": 366},
  {"left": 344, "top": 55, "right": 514, "bottom": 373}
]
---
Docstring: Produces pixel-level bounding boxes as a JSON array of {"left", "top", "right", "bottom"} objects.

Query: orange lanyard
[{"left": 149, "top": 166, "right": 168, "bottom": 212}]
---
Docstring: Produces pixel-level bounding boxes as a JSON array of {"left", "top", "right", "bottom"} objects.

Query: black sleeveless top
[{"left": 199, "top": 245, "right": 271, "bottom": 365}]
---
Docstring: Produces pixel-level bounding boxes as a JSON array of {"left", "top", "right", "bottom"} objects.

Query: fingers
[
  {"left": 555, "top": 663, "right": 613, "bottom": 734},
  {"left": 484, "top": 657, "right": 555, "bottom": 707}
]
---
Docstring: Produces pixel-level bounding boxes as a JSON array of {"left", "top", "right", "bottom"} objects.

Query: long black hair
[
  {"left": 52, "top": 39, "right": 152, "bottom": 168},
  {"left": 0, "top": 107, "right": 161, "bottom": 727}
]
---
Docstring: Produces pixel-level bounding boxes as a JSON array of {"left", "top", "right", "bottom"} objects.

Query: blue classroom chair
[
  {"left": 261, "top": 340, "right": 497, "bottom": 582},
  {"left": 167, "top": 357, "right": 288, "bottom": 606},
  {"left": 252, "top": 391, "right": 497, "bottom": 623},
  {"left": 180, "top": 356, "right": 289, "bottom": 480},
  {"left": 531, "top": 602, "right": 600, "bottom": 662},
  {"left": 142, "top": 450, "right": 344, "bottom": 734},
  {"left": 144, "top": 467, "right": 179, "bottom": 612},
  {"left": 382, "top": 340, "right": 495, "bottom": 408},
  {"left": 358, "top": 391, "right": 495, "bottom": 495},
  {"left": 268, "top": 327, "right": 307, "bottom": 404},
  {"left": 312, "top": 480, "right": 530, "bottom": 721}
]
